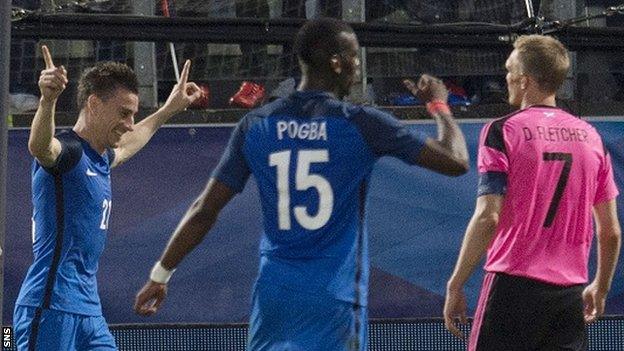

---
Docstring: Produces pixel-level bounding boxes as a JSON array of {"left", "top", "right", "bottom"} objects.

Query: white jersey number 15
[{"left": 269, "top": 150, "right": 334, "bottom": 231}]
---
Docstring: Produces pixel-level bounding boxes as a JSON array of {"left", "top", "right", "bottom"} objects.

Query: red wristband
[{"left": 426, "top": 100, "right": 451, "bottom": 116}]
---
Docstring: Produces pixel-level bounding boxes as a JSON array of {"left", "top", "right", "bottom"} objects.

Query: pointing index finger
[
  {"left": 179, "top": 60, "right": 191, "bottom": 85},
  {"left": 403, "top": 78, "right": 416, "bottom": 91},
  {"left": 42, "top": 45, "right": 55, "bottom": 69}
]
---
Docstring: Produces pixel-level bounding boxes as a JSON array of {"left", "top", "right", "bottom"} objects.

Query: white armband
[{"left": 150, "top": 261, "right": 176, "bottom": 284}]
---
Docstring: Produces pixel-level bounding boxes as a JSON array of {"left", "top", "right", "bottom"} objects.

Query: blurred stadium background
[
  {"left": 7, "top": 0, "right": 624, "bottom": 116},
  {"left": 2, "top": 0, "right": 624, "bottom": 350}
]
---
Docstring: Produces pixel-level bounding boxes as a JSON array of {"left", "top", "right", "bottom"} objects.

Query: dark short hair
[
  {"left": 294, "top": 17, "right": 356, "bottom": 70},
  {"left": 76, "top": 61, "right": 139, "bottom": 110}
]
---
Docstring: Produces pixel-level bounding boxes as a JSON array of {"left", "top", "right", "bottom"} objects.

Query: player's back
[
  {"left": 245, "top": 93, "right": 373, "bottom": 255},
  {"left": 245, "top": 92, "right": 376, "bottom": 303},
  {"left": 480, "top": 106, "right": 616, "bottom": 285},
  {"left": 214, "top": 90, "right": 427, "bottom": 304}
]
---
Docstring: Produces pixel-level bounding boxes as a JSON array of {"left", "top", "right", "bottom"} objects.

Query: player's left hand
[
  {"left": 162, "top": 59, "right": 203, "bottom": 114},
  {"left": 403, "top": 74, "right": 448, "bottom": 103},
  {"left": 582, "top": 282, "right": 607, "bottom": 324},
  {"left": 444, "top": 287, "right": 468, "bottom": 339},
  {"left": 134, "top": 280, "right": 168, "bottom": 316}
]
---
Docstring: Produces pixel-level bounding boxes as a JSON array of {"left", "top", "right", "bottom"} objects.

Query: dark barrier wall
[{"left": 4, "top": 121, "right": 624, "bottom": 324}]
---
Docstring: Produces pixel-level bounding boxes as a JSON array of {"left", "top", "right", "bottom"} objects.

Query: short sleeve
[
  {"left": 478, "top": 120, "right": 510, "bottom": 174},
  {"left": 478, "top": 171, "right": 508, "bottom": 196},
  {"left": 42, "top": 132, "right": 83, "bottom": 174},
  {"left": 211, "top": 117, "right": 252, "bottom": 193},
  {"left": 477, "top": 120, "right": 510, "bottom": 196},
  {"left": 351, "top": 106, "right": 427, "bottom": 165},
  {"left": 594, "top": 148, "right": 619, "bottom": 204}
]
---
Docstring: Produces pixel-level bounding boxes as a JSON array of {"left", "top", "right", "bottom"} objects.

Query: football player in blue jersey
[
  {"left": 13, "top": 46, "right": 202, "bottom": 351},
  {"left": 135, "top": 18, "right": 469, "bottom": 351}
]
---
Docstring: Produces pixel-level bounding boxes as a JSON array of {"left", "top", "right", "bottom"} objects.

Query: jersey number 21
[{"left": 100, "top": 199, "right": 112, "bottom": 230}]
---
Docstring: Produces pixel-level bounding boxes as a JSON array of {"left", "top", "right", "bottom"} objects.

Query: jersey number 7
[
  {"left": 270, "top": 150, "right": 334, "bottom": 231},
  {"left": 542, "top": 152, "right": 573, "bottom": 228}
]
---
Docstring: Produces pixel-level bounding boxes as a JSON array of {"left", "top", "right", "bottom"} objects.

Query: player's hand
[
  {"left": 39, "top": 45, "right": 68, "bottom": 103},
  {"left": 444, "top": 286, "right": 468, "bottom": 339},
  {"left": 403, "top": 74, "right": 448, "bottom": 103},
  {"left": 162, "top": 59, "right": 203, "bottom": 114},
  {"left": 582, "top": 282, "right": 607, "bottom": 324},
  {"left": 134, "top": 280, "right": 168, "bottom": 316}
]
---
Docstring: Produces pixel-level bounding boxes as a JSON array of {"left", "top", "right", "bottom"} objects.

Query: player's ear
[
  {"left": 520, "top": 75, "right": 529, "bottom": 90},
  {"left": 330, "top": 54, "right": 342, "bottom": 74},
  {"left": 87, "top": 94, "right": 102, "bottom": 115}
]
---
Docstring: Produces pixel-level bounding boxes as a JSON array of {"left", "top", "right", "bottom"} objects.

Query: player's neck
[
  {"left": 73, "top": 113, "right": 107, "bottom": 155},
  {"left": 297, "top": 75, "right": 339, "bottom": 98},
  {"left": 520, "top": 92, "right": 556, "bottom": 110}
]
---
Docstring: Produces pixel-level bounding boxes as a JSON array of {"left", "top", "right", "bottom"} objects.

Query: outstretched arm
[
  {"left": 134, "top": 179, "right": 235, "bottom": 316},
  {"left": 28, "top": 45, "right": 68, "bottom": 167},
  {"left": 112, "top": 60, "right": 202, "bottom": 167},
  {"left": 404, "top": 76, "right": 469, "bottom": 176}
]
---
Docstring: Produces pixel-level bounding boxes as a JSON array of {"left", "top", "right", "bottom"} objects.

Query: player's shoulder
[
  {"left": 56, "top": 129, "right": 83, "bottom": 145},
  {"left": 38, "top": 129, "right": 85, "bottom": 174},
  {"left": 235, "top": 99, "right": 286, "bottom": 132},
  {"left": 479, "top": 110, "right": 526, "bottom": 153},
  {"left": 244, "top": 95, "right": 317, "bottom": 120},
  {"left": 482, "top": 106, "right": 554, "bottom": 138},
  {"left": 485, "top": 109, "right": 525, "bottom": 128},
  {"left": 481, "top": 110, "right": 520, "bottom": 137},
  {"left": 246, "top": 93, "right": 394, "bottom": 127},
  {"left": 566, "top": 114, "right": 599, "bottom": 136},
  {"left": 55, "top": 129, "right": 85, "bottom": 157},
  {"left": 321, "top": 98, "right": 389, "bottom": 125},
  {"left": 519, "top": 106, "right": 597, "bottom": 132},
  {"left": 251, "top": 97, "right": 289, "bottom": 117},
  {"left": 511, "top": 105, "right": 582, "bottom": 123},
  {"left": 354, "top": 103, "right": 387, "bottom": 116},
  {"left": 555, "top": 109, "right": 595, "bottom": 129},
  {"left": 344, "top": 103, "right": 398, "bottom": 125}
]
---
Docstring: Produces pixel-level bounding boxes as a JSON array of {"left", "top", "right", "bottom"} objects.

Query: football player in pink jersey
[{"left": 443, "top": 35, "right": 621, "bottom": 350}]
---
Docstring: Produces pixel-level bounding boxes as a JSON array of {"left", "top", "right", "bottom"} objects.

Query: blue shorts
[
  {"left": 13, "top": 305, "right": 117, "bottom": 351},
  {"left": 248, "top": 282, "right": 367, "bottom": 351}
]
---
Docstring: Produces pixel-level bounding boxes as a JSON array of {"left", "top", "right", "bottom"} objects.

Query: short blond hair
[{"left": 513, "top": 35, "right": 570, "bottom": 93}]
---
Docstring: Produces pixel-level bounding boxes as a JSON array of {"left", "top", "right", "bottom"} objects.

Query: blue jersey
[
  {"left": 213, "top": 91, "right": 427, "bottom": 306},
  {"left": 16, "top": 130, "right": 114, "bottom": 316}
]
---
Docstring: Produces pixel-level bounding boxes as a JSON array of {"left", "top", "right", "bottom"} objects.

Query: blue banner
[{"left": 4, "top": 121, "right": 624, "bottom": 323}]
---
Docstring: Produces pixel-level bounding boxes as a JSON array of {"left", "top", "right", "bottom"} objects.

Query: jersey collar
[{"left": 292, "top": 90, "right": 336, "bottom": 100}]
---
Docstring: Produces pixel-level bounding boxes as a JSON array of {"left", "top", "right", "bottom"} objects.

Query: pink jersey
[{"left": 478, "top": 106, "right": 619, "bottom": 285}]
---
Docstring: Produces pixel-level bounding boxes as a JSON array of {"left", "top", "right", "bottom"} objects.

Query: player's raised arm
[
  {"left": 28, "top": 45, "right": 68, "bottom": 167},
  {"left": 134, "top": 179, "right": 235, "bottom": 316},
  {"left": 404, "top": 75, "right": 469, "bottom": 176},
  {"left": 112, "top": 59, "right": 202, "bottom": 167}
]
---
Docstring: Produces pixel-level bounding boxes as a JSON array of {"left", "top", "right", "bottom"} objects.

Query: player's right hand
[
  {"left": 582, "top": 282, "right": 607, "bottom": 324},
  {"left": 161, "top": 59, "right": 203, "bottom": 114},
  {"left": 39, "top": 45, "right": 68, "bottom": 102},
  {"left": 403, "top": 74, "right": 449, "bottom": 103},
  {"left": 443, "top": 286, "right": 468, "bottom": 339},
  {"left": 134, "top": 280, "right": 168, "bottom": 316}
]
